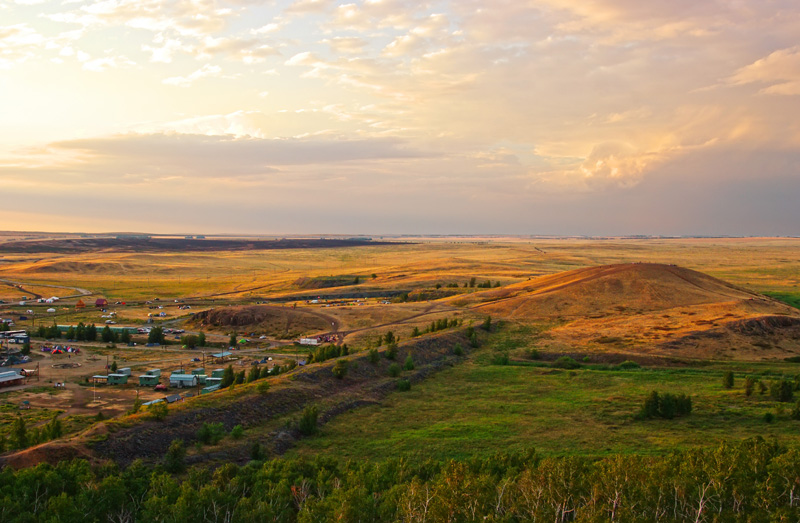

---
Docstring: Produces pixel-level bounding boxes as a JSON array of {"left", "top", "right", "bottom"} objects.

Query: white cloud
[
  {"left": 163, "top": 63, "right": 222, "bottom": 86},
  {"left": 729, "top": 46, "right": 800, "bottom": 96}
]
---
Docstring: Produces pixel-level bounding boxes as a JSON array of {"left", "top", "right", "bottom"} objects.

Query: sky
[{"left": 1, "top": 0, "right": 799, "bottom": 236}]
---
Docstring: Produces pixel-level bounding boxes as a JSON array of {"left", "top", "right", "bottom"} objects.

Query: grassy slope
[{"left": 288, "top": 324, "right": 800, "bottom": 463}]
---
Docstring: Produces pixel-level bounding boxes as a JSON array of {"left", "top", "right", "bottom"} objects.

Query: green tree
[
  {"left": 110, "top": 361, "right": 118, "bottom": 373},
  {"left": 65, "top": 326, "right": 76, "bottom": 340},
  {"left": 453, "top": 343, "right": 464, "bottom": 356},
  {"left": 12, "top": 415, "right": 27, "bottom": 449},
  {"left": 482, "top": 316, "right": 492, "bottom": 331},
  {"left": 383, "top": 331, "right": 395, "bottom": 345},
  {"left": 164, "top": 439, "right": 186, "bottom": 474},
  {"left": 230, "top": 424, "right": 244, "bottom": 440},
  {"left": 388, "top": 363, "right": 401, "bottom": 377},
  {"left": 197, "top": 332, "right": 206, "bottom": 347},
  {"left": 147, "top": 327, "right": 164, "bottom": 345},
  {"left": 120, "top": 329, "right": 131, "bottom": 344},
  {"left": 385, "top": 343, "right": 398, "bottom": 360},
  {"left": 247, "top": 365, "right": 260, "bottom": 383},
  {"left": 221, "top": 365, "right": 235, "bottom": 388},
  {"left": 368, "top": 349, "right": 380, "bottom": 364},
  {"left": 469, "top": 277, "right": 476, "bottom": 288},
  {"left": 770, "top": 380, "right": 794, "bottom": 402},
  {"left": 46, "top": 414, "right": 63, "bottom": 440},
  {"left": 149, "top": 401, "right": 168, "bottom": 421},
  {"left": 723, "top": 371, "right": 734, "bottom": 389},
  {"left": 411, "top": 326, "right": 420, "bottom": 337},
  {"left": 229, "top": 332, "right": 237, "bottom": 347},
  {"left": 196, "top": 422, "right": 225, "bottom": 445},
  {"left": 21, "top": 341, "right": 30, "bottom": 356},
  {"left": 298, "top": 405, "right": 318, "bottom": 436},
  {"left": 86, "top": 324, "right": 98, "bottom": 341},
  {"left": 744, "top": 376, "right": 755, "bottom": 397},
  {"left": 180, "top": 334, "right": 198, "bottom": 348},
  {"left": 404, "top": 355, "right": 414, "bottom": 371},
  {"left": 332, "top": 359, "right": 348, "bottom": 379},
  {"left": 234, "top": 370, "right": 245, "bottom": 385}
]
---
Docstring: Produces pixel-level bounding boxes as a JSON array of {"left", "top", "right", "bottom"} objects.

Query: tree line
[{"left": 1, "top": 438, "right": 800, "bottom": 521}]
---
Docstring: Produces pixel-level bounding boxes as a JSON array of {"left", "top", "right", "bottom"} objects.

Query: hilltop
[{"left": 463, "top": 263, "right": 800, "bottom": 360}]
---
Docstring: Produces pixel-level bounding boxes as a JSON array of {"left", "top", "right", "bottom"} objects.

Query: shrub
[
  {"left": 582, "top": 356, "right": 591, "bottom": 363},
  {"left": 247, "top": 366, "right": 260, "bottom": 383},
  {"left": 385, "top": 343, "right": 398, "bottom": 361},
  {"left": 527, "top": 348, "right": 540, "bottom": 360},
  {"left": 638, "top": 391, "right": 692, "bottom": 420},
  {"left": 453, "top": 343, "right": 464, "bottom": 356},
  {"left": 764, "top": 412, "right": 775, "bottom": 424},
  {"left": 332, "top": 359, "right": 348, "bottom": 379},
  {"left": 553, "top": 356, "right": 581, "bottom": 369},
  {"left": 723, "top": 371, "right": 734, "bottom": 389},
  {"left": 250, "top": 441, "right": 264, "bottom": 461},
  {"left": 221, "top": 365, "right": 235, "bottom": 388},
  {"left": 197, "top": 422, "right": 225, "bottom": 445},
  {"left": 298, "top": 406, "right": 318, "bottom": 436},
  {"left": 790, "top": 401, "right": 800, "bottom": 420},
  {"left": 616, "top": 360, "right": 640, "bottom": 370},
  {"left": 149, "top": 401, "right": 168, "bottom": 421},
  {"left": 257, "top": 381, "right": 270, "bottom": 395},
  {"left": 481, "top": 316, "right": 492, "bottom": 331},
  {"left": 230, "top": 425, "right": 244, "bottom": 440},
  {"left": 770, "top": 380, "right": 794, "bottom": 402},
  {"left": 368, "top": 349, "right": 380, "bottom": 364},
  {"left": 397, "top": 379, "right": 411, "bottom": 392},
  {"left": 164, "top": 439, "right": 186, "bottom": 474},
  {"left": 491, "top": 353, "right": 510, "bottom": 365},
  {"left": 388, "top": 363, "right": 401, "bottom": 377},
  {"left": 234, "top": 371, "right": 245, "bottom": 385},
  {"left": 744, "top": 376, "right": 756, "bottom": 397},
  {"left": 404, "top": 355, "right": 415, "bottom": 371}
]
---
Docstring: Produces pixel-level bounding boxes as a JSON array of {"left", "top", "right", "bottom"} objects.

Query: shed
[
  {"left": 191, "top": 368, "right": 205, "bottom": 375},
  {"left": 169, "top": 373, "right": 198, "bottom": 388},
  {"left": 118, "top": 367, "right": 131, "bottom": 376},
  {"left": 165, "top": 394, "right": 182, "bottom": 403},
  {"left": 146, "top": 369, "right": 161, "bottom": 377},
  {"left": 0, "top": 371, "right": 25, "bottom": 388},
  {"left": 75, "top": 299, "right": 86, "bottom": 309},
  {"left": 139, "top": 374, "right": 160, "bottom": 387},
  {"left": 211, "top": 369, "right": 225, "bottom": 378},
  {"left": 108, "top": 373, "right": 128, "bottom": 385},
  {"left": 201, "top": 384, "right": 220, "bottom": 395},
  {"left": 195, "top": 374, "right": 208, "bottom": 385},
  {"left": 95, "top": 298, "right": 108, "bottom": 308},
  {"left": 92, "top": 375, "right": 109, "bottom": 385},
  {"left": 205, "top": 377, "right": 222, "bottom": 387}
]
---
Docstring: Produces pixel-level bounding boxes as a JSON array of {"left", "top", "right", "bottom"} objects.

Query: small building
[
  {"left": 201, "top": 384, "right": 220, "bottom": 394},
  {"left": 118, "top": 367, "right": 131, "bottom": 376},
  {"left": 139, "top": 374, "right": 160, "bottom": 387},
  {"left": 95, "top": 298, "right": 108, "bottom": 308},
  {"left": 195, "top": 374, "right": 208, "bottom": 385},
  {"left": 92, "top": 375, "right": 109, "bottom": 385},
  {"left": 75, "top": 299, "right": 86, "bottom": 309},
  {"left": 165, "top": 394, "right": 182, "bottom": 403},
  {"left": 0, "top": 370, "right": 25, "bottom": 388},
  {"left": 191, "top": 368, "right": 205, "bottom": 375},
  {"left": 146, "top": 369, "right": 161, "bottom": 377},
  {"left": 300, "top": 337, "right": 320, "bottom": 346},
  {"left": 108, "top": 373, "right": 128, "bottom": 385},
  {"left": 169, "top": 373, "right": 198, "bottom": 388},
  {"left": 205, "top": 377, "right": 222, "bottom": 387},
  {"left": 210, "top": 352, "right": 232, "bottom": 361},
  {"left": 211, "top": 369, "right": 225, "bottom": 378}
]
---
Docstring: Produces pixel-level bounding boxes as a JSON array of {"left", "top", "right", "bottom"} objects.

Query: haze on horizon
[{"left": 1, "top": 0, "right": 799, "bottom": 236}]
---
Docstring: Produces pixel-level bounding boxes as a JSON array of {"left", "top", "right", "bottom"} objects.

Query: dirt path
[{"left": 0, "top": 278, "right": 93, "bottom": 299}]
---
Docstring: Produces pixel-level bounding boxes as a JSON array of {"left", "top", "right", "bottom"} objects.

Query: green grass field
[{"left": 289, "top": 324, "right": 800, "bottom": 463}]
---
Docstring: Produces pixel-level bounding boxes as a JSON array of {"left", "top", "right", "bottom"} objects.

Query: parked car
[{"left": 154, "top": 384, "right": 168, "bottom": 391}]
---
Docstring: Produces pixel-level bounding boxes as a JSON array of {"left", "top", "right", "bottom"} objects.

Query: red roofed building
[{"left": 95, "top": 298, "right": 108, "bottom": 308}]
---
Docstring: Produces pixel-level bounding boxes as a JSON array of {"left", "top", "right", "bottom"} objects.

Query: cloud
[
  {"left": 729, "top": 46, "right": 800, "bottom": 96},
  {"left": 82, "top": 54, "right": 136, "bottom": 72},
  {"left": 163, "top": 63, "right": 222, "bottom": 86}
]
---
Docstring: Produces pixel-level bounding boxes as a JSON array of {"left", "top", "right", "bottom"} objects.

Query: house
[
  {"left": 108, "top": 373, "right": 128, "bottom": 385},
  {"left": 0, "top": 370, "right": 25, "bottom": 388},
  {"left": 95, "top": 298, "right": 108, "bottom": 308},
  {"left": 169, "top": 373, "right": 198, "bottom": 388},
  {"left": 75, "top": 299, "right": 86, "bottom": 309},
  {"left": 139, "top": 374, "right": 160, "bottom": 387}
]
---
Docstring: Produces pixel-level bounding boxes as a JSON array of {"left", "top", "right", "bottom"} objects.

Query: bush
[
  {"left": 453, "top": 343, "right": 464, "bottom": 356},
  {"left": 526, "top": 348, "right": 540, "bottom": 360},
  {"left": 368, "top": 348, "right": 380, "bottom": 364},
  {"left": 234, "top": 371, "right": 245, "bottom": 385},
  {"left": 582, "top": 356, "right": 591, "bottom": 363},
  {"left": 164, "top": 439, "right": 186, "bottom": 474},
  {"left": 230, "top": 425, "right": 244, "bottom": 440},
  {"left": 744, "top": 376, "right": 756, "bottom": 397},
  {"left": 332, "top": 359, "right": 348, "bottom": 379},
  {"left": 221, "top": 365, "right": 235, "bottom": 388},
  {"left": 197, "top": 422, "right": 225, "bottom": 445},
  {"left": 616, "top": 360, "right": 640, "bottom": 370},
  {"left": 250, "top": 441, "right": 264, "bottom": 461},
  {"left": 481, "top": 316, "right": 492, "bottom": 331},
  {"left": 553, "top": 356, "right": 581, "bottom": 369},
  {"left": 149, "top": 401, "right": 168, "bottom": 421},
  {"left": 638, "top": 391, "right": 692, "bottom": 420},
  {"left": 298, "top": 406, "right": 318, "bottom": 436},
  {"left": 247, "top": 366, "right": 260, "bottom": 383},
  {"left": 388, "top": 363, "right": 401, "bottom": 377},
  {"left": 770, "top": 380, "right": 794, "bottom": 402},
  {"left": 491, "top": 353, "right": 510, "bottom": 365},
  {"left": 257, "top": 381, "right": 270, "bottom": 395},
  {"left": 790, "top": 401, "right": 800, "bottom": 420},
  {"left": 723, "top": 371, "right": 734, "bottom": 389},
  {"left": 403, "top": 355, "right": 415, "bottom": 371},
  {"left": 385, "top": 343, "right": 398, "bottom": 361},
  {"left": 764, "top": 412, "right": 775, "bottom": 424},
  {"left": 397, "top": 379, "right": 411, "bottom": 391}
]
